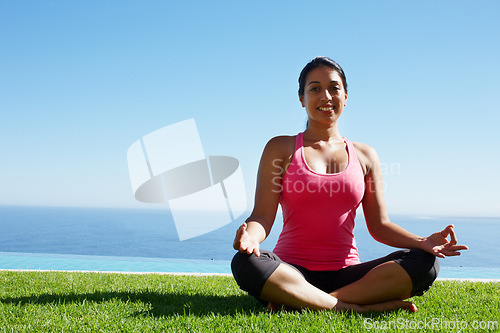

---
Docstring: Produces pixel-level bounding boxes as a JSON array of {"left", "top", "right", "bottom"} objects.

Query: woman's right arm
[{"left": 233, "top": 136, "right": 292, "bottom": 257}]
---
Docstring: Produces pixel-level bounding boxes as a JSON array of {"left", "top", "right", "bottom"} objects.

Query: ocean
[{"left": 0, "top": 206, "right": 498, "bottom": 278}]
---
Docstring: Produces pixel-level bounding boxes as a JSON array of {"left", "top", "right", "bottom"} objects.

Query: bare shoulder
[
  {"left": 263, "top": 135, "right": 296, "bottom": 158},
  {"left": 352, "top": 141, "right": 378, "bottom": 160},
  {"left": 260, "top": 135, "right": 296, "bottom": 175},
  {"left": 352, "top": 141, "right": 380, "bottom": 175}
]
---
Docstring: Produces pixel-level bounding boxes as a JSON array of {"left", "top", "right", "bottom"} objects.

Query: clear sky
[{"left": 1, "top": 0, "right": 499, "bottom": 217}]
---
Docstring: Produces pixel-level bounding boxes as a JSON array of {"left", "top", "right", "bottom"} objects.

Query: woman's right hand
[{"left": 233, "top": 222, "right": 261, "bottom": 257}]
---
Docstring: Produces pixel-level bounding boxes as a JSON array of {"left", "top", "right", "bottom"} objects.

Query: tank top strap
[
  {"left": 293, "top": 132, "right": 305, "bottom": 165},
  {"left": 343, "top": 137, "right": 353, "bottom": 163},
  {"left": 343, "top": 137, "right": 360, "bottom": 169},
  {"left": 296, "top": 132, "right": 304, "bottom": 150}
]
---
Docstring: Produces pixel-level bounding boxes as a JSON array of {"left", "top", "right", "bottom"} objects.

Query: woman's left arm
[{"left": 355, "top": 143, "right": 468, "bottom": 258}]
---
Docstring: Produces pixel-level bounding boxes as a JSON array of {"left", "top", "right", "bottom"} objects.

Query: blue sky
[{"left": 1, "top": 0, "right": 499, "bottom": 217}]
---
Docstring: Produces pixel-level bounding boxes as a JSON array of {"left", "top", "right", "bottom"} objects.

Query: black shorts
[{"left": 231, "top": 249, "right": 439, "bottom": 303}]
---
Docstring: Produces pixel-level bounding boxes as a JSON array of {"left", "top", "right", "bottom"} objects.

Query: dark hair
[{"left": 298, "top": 56, "right": 348, "bottom": 96}]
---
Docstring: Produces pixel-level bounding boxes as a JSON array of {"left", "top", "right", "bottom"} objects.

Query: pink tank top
[{"left": 273, "top": 133, "right": 365, "bottom": 271}]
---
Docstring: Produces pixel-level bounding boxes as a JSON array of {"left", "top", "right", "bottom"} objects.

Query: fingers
[
  {"left": 234, "top": 222, "right": 246, "bottom": 238},
  {"left": 233, "top": 223, "right": 247, "bottom": 251},
  {"left": 234, "top": 222, "right": 261, "bottom": 257},
  {"left": 426, "top": 243, "right": 446, "bottom": 258},
  {"left": 437, "top": 224, "right": 468, "bottom": 257},
  {"left": 433, "top": 242, "right": 468, "bottom": 257},
  {"left": 441, "top": 250, "right": 461, "bottom": 256},
  {"left": 242, "top": 245, "right": 260, "bottom": 257},
  {"left": 244, "top": 241, "right": 261, "bottom": 257},
  {"left": 447, "top": 225, "right": 458, "bottom": 245},
  {"left": 442, "top": 244, "right": 469, "bottom": 256},
  {"left": 434, "top": 251, "right": 446, "bottom": 259},
  {"left": 440, "top": 224, "right": 453, "bottom": 237}
]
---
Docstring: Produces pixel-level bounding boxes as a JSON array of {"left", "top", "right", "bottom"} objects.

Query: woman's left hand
[{"left": 420, "top": 225, "right": 469, "bottom": 258}]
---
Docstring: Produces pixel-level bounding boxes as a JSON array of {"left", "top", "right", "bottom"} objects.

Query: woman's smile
[{"left": 318, "top": 105, "right": 334, "bottom": 113}]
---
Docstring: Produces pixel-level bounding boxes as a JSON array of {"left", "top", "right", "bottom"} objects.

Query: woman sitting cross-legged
[{"left": 231, "top": 56, "right": 468, "bottom": 312}]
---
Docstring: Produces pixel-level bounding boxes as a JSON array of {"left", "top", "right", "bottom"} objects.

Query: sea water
[{"left": 0, "top": 206, "right": 498, "bottom": 278}]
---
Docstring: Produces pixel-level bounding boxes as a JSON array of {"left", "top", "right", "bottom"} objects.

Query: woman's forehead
[{"left": 306, "top": 67, "right": 343, "bottom": 84}]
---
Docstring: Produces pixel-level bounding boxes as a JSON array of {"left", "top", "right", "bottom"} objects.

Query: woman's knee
[
  {"left": 231, "top": 250, "right": 282, "bottom": 299},
  {"left": 231, "top": 251, "right": 254, "bottom": 288},
  {"left": 398, "top": 248, "right": 440, "bottom": 296}
]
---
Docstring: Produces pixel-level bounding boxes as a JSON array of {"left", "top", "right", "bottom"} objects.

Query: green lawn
[{"left": 0, "top": 271, "right": 498, "bottom": 332}]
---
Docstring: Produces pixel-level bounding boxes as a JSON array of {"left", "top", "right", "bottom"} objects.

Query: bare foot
[
  {"left": 341, "top": 300, "right": 417, "bottom": 313},
  {"left": 364, "top": 300, "right": 417, "bottom": 313},
  {"left": 267, "top": 302, "right": 299, "bottom": 312},
  {"left": 267, "top": 299, "right": 417, "bottom": 313}
]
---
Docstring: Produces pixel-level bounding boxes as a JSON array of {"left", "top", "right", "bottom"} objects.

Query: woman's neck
[{"left": 303, "top": 121, "right": 343, "bottom": 143}]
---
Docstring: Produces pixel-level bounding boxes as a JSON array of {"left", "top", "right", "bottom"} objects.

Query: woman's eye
[{"left": 310, "top": 87, "right": 319, "bottom": 92}]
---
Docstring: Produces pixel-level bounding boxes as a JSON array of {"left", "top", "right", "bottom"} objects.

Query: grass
[{"left": 0, "top": 271, "right": 498, "bottom": 332}]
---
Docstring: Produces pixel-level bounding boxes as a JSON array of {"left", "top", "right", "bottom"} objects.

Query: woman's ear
[{"left": 299, "top": 94, "right": 305, "bottom": 107}]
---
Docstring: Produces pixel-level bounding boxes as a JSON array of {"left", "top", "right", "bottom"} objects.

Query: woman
[{"left": 231, "top": 56, "right": 468, "bottom": 312}]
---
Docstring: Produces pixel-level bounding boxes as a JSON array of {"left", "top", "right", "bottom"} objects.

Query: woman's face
[{"left": 299, "top": 66, "right": 348, "bottom": 125}]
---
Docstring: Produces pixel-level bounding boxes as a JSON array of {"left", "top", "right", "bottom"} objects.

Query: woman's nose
[{"left": 321, "top": 89, "right": 332, "bottom": 101}]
